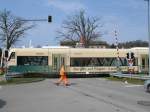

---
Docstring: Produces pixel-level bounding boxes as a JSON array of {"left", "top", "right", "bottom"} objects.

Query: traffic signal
[
  {"left": 4, "top": 50, "right": 8, "bottom": 58},
  {"left": 126, "top": 53, "right": 129, "bottom": 59},
  {"left": 131, "top": 52, "right": 134, "bottom": 59},
  {"left": 48, "top": 16, "right": 52, "bottom": 22}
]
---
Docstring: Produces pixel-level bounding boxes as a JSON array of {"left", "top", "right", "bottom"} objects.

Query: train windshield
[{"left": 17, "top": 56, "right": 48, "bottom": 66}]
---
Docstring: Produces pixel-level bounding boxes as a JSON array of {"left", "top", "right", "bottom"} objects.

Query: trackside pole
[{"left": 114, "top": 30, "right": 121, "bottom": 74}]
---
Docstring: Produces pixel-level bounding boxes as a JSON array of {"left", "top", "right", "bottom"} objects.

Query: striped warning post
[{"left": 114, "top": 30, "right": 120, "bottom": 61}]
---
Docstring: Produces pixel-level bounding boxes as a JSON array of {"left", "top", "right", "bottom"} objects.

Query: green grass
[
  {"left": 106, "top": 76, "right": 144, "bottom": 85},
  {"left": 0, "top": 77, "right": 45, "bottom": 85}
]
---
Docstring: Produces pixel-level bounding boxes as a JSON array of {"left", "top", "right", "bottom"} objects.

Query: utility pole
[{"left": 144, "top": 0, "right": 150, "bottom": 76}]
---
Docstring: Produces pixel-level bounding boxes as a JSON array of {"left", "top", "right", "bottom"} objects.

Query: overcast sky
[{"left": 0, "top": 0, "right": 148, "bottom": 47}]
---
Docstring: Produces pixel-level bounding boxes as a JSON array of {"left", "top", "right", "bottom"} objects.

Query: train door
[
  {"left": 141, "top": 55, "right": 149, "bottom": 73},
  {"left": 52, "top": 54, "right": 65, "bottom": 72}
]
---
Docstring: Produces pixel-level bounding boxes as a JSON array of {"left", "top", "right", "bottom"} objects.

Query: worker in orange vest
[{"left": 55, "top": 65, "right": 69, "bottom": 86}]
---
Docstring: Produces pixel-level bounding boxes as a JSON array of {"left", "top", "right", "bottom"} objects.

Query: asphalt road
[{"left": 0, "top": 78, "right": 150, "bottom": 112}]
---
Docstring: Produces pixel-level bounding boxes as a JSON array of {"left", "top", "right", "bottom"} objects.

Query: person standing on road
[{"left": 55, "top": 65, "right": 69, "bottom": 86}]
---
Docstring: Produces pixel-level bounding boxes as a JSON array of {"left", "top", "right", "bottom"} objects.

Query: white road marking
[
  {"left": 0, "top": 86, "right": 2, "bottom": 89},
  {"left": 125, "top": 85, "right": 143, "bottom": 87}
]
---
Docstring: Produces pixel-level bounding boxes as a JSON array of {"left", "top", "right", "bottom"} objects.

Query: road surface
[{"left": 0, "top": 78, "right": 150, "bottom": 112}]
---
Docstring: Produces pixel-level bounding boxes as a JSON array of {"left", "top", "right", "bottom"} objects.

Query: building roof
[{"left": 60, "top": 40, "right": 108, "bottom": 46}]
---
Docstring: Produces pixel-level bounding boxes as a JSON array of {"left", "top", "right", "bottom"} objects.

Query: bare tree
[
  {"left": 0, "top": 9, "right": 34, "bottom": 50},
  {"left": 57, "top": 10, "right": 103, "bottom": 47}
]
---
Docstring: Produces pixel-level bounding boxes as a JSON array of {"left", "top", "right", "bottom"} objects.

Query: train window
[
  {"left": 17, "top": 56, "right": 48, "bottom": 66},
  {"left": 61, "top": 57, "right": 64, "bottom": 65},
  {"left": 119, "top": 58, "right": 128, "bottom": 66},
  {"left": 70, "top": 57, "right": 129, "bottom": 67},
  {"left": 53, "top": 57, "right": 57, "bottom": 69},
  {"left": 10, "top": 52, "right": 15, "bottom": 59},
  {"left": 142, "top": 58, "right": 145, "bottom": 68}
]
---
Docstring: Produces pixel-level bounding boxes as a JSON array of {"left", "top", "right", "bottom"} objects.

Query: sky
[{"left": 0, "top": 0, "right": 148, "bottom": 47}]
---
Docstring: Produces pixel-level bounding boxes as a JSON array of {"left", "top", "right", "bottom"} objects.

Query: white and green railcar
[{"left": 7, "top": 47, "right": 149, "bottom": 76}]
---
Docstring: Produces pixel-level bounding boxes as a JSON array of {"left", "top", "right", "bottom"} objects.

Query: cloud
[{"left": 47, "top": 0, "right": 86, "bottom": 13}]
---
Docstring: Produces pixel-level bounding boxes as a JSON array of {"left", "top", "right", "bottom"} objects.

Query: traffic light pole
[
  {"left": 21, "top": 16, "right": 52, "bottom": 22},
  {"left": 21, "top": 19, "right": 47, "bottom": 22},
  {"left": 145, "top": 0, "right": 150, "bottom": 76}
]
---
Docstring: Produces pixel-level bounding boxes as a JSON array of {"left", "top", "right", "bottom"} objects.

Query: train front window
[{"left": 17, "top": 56, "right": 48, "bottom": 66}]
